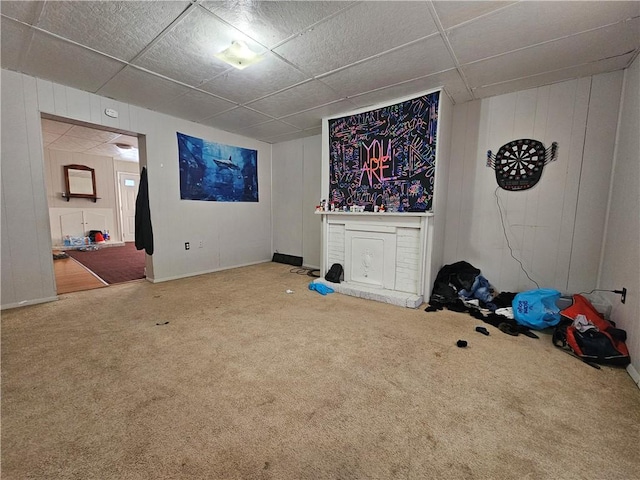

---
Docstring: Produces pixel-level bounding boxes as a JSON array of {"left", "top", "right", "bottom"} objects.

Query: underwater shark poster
[{"left": 177, "top": 132, "right": 258, "bottom": 202}]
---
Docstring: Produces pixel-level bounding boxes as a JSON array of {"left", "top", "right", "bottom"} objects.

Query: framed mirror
[{"left": 63, "top": 164, "right": 97, "bottom": 201}]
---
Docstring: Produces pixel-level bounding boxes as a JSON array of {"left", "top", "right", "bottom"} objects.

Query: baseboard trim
[
  {"left": 626, "top": 364, "right": 640, "bottom": 390},
  {"left": 1, "top": 295, "right": 59, "bottom": 310},
  {"left": 148, "top": 259, "right": 271, "bottom": 283}
]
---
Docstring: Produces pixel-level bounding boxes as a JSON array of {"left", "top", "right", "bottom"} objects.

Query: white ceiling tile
[
  {"left": 348, "top": 69, "right": 471, "bottom": 108},
  {"left": 47, "top": 135, "right": 102, "bottom": 152},
  {"left": 42, "top": 132, "right": 61, "bottom": 146},
  {"left": 66, "top": 125, "right": 121, "bottom": 143},
  {"left": 236, "top": 120, "right": 301, "bottom": 140},
  {"left": 154, "top": 90, "right": 236, "bottom": 122},
  {"left": 448, "top": 90, "right": 473, "bottom": 105},
  {"left": 462, "top": 18, "right": 640, "bottom": 87},
  {"left": 114, "top": 151, "right": 140, "bottom": 163},
  {"left": 279, "top": 100, "right": 360, "bottom": 130},
  {"left": 472, "top": 53, "right": 635, "bottom": 99},
  {"left": 113, "top": 135, "right": 139, "bottom": 148},
  {"left": 1, "top": 18, "right": 34, "bottom": 71},
  {"left": 82, "top": 143, "right": 139, "bottom": 162},
  {"left": 202, "top": 1, "right": 355, "bottom": 48},
  {"left": 20, "top": 30, "right": 126, "bottom": 92},
  {"left": 449, "top": 1, "right": 640, "bottom": 64},
  {"left": 36, "top": 1, "right": 191, "bottom": 62},
  {"left": 246, "top": 80, "right": 343, "bottom": 118},
  {"left": 0, "top": 1, "right": 45, "bottom": 24},
  {"left": 199, "top": 52, "right": 309, "bottom": 104},
  {"left": 319, "top": 35, "right": 455, "bottom": 98},
  {"left": 98, "top": 66, "right": 191, "bottom": 108},
  {"left": 7, "top": 1, "right": 640, "bottom": 145},
  {"left": 262, "top": 126, "right": 323, "bottom": 144},
  {"left": 133, "top": 7, "right": 252, "bottom": 87},
  {"left": 85, "top": 144, "right": 121, "bottom": 157},
  {"left": 273, "top": 2, "right": 438, "bottom": 76},
  {"left": 41, "top": 119, "right": 74, "bottom": 135},
  {"left": 432, "top": 1, "right": 517, "bottom": 30},
  {"left": 201, "top": 107, "right": 273, "bottom": 132}
]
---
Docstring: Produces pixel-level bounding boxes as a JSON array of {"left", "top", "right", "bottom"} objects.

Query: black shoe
[
  {"left": 498, "top": 323, "right": 519, "bottom": 336},
  {"left": 475, "top": 326, "right": 490, "bottom": 336}
]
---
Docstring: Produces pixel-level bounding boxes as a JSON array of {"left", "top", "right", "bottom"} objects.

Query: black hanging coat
[{"left": 135, "top": 166, "right": 154, "bottom": 255}]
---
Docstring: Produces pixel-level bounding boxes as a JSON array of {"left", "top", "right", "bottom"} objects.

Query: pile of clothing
[{"left": 425, "top": 261, "right": 538, "bottom": 338}]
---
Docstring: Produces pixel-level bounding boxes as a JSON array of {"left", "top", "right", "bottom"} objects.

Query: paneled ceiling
[
  {"left": 2, "top": 1, "right": 639, "bottom": 144},
  {"left": 41, "top": 117, "right": 140, "bottom": 162}
]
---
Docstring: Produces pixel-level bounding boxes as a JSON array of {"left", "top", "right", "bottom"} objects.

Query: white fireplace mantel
[
  {"left": 314, "top": 211, "right": 435, "bottom": 308},
  {"left": 316, "top": 88, "right": 453, "bottom": 308}
]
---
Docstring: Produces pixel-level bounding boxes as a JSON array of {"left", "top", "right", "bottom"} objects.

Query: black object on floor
[
  {"left": 272, "top": 252, "right": 303, "bottom": 267},
  {"left": 456, "top": 340, "right": 468, "bottom": 348},
  {"left": 475, "top": 326, "right": 490, "bottom": 336},
  {"left": 498, "top": 322, "right": 519, "bottom": 336},
  {"left": 325, "top": 263, "right": 343, "bottom": 283}
]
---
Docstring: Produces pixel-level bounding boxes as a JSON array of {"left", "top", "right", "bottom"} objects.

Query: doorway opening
[{"left": 41, "top": 113, "right": 147, "bottom": 294}]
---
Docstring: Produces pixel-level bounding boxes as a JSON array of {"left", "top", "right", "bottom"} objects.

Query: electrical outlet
[
  {"left": 613, "top": 287, "right": 627, "bottom": 304},
  {"left": 198, "top": 240, "right": 203, "bottom": 248},
  {"left": 185, "top": 242, "right": 190, "bottom": 250}
]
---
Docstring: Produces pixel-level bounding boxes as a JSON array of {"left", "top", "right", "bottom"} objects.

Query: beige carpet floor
[{"left": 2, "top": 262, "right": 639, "bottom": 479}]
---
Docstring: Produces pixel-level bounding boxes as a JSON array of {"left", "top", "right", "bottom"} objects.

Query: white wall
[
  {"left": 429, "top": 93, "right": 453, "bottom": 292},
  {"left": 44, "top": 149, "right": 134, "bottom": 244},
  {"left": 599, "top": 55, "right": 640, "bottom": 383},
  {"left": 443, "top": 72, "right": 623, "bottom": 293},
  {"left": 271, "top": 135, "right": 322, "bottom": 267},
  {"left": 2, "top": 72, "right": 57, "bottom": 308},
  {"left": 1, "top": 69, "right": 272, "bottom": 309}
]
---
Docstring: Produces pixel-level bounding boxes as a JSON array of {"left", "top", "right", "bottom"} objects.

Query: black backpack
[
  {"left": 552, "top": 295, "right": 630, "bottom": 368},
  {"left": 325, "top": 263, "right": 343, "bottom": 283}
]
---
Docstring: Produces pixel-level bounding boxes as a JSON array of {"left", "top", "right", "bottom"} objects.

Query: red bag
[{"left": 553, "top": 294, "right": 630, "bottom": 367}]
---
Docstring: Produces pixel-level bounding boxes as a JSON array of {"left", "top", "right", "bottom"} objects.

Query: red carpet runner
[{"left": 66, "top": 242, "right": 146, "bottom": 284}]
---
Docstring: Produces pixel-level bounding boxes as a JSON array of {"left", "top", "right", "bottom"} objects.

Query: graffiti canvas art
[
  {"left": 328, "top": 91, "right": 440, "bottom": 212},
  {"left": 177, "top": 132, "right": 258, "bottom": 202}
]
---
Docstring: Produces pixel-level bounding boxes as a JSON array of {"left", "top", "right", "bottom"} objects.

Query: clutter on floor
[
  {"left": 308, "top": 282, "right": 334, "bottom": 295},
  {"left": 425, "top": 260, "right": 536, "bottom": 338},
  {"left": 324, "top": 263, "right": 343, "bottom": 283},
  {"left": 52, "top": 251, "right": 68, "bottom": 260},
  {"left": 425, "top": 261, "right": 632, "bottom": 368},
  {"left": 63, "top": 229, "right": 110, "bottom": 249},
  {"left": 553, "top": 294, "right": 630, "bottom": 368}
]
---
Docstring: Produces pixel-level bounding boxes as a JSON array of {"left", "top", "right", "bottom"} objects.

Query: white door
[{"left": 118, "top": 172, "right": 139, "bottom": 242}]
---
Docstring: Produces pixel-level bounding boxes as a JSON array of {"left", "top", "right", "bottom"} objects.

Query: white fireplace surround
[{"left": 315, "top": 212, "right": 434, "bottom": 308}]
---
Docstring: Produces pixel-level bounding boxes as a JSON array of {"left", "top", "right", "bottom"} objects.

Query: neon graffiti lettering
[{"left": 359, "top": 138, "right": 392, "bottom": 186}]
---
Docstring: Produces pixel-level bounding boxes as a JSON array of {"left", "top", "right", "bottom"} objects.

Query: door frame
[{"left": 116, "top": 170, "right": 140, "bottom": 243}]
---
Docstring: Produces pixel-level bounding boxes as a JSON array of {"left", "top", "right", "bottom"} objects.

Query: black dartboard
[{"left": 494, "top": 139, "right": 546, "bottom": 191}]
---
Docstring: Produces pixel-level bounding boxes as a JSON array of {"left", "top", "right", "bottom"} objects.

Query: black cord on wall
[{"left": 494, "top": 186, "right": 540, "bottom": 289}]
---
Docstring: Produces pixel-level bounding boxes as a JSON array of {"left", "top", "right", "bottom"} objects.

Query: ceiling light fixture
[
  {"left": 214, "top": 40, "right": 263, "bottom": 70},
  {"left": 115, "top": 143, "right": 134, "bottom": 150}
]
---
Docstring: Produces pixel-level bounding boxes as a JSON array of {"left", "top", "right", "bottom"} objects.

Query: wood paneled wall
[
  {"left": 1, "top": 69, "right": 272, "bottom": 309},
  {"left": 443, "top": 72, "right": 623, "bottom": 294},
  {"left": 599, "top": 57, "right": 640, "bottom": 383}
]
